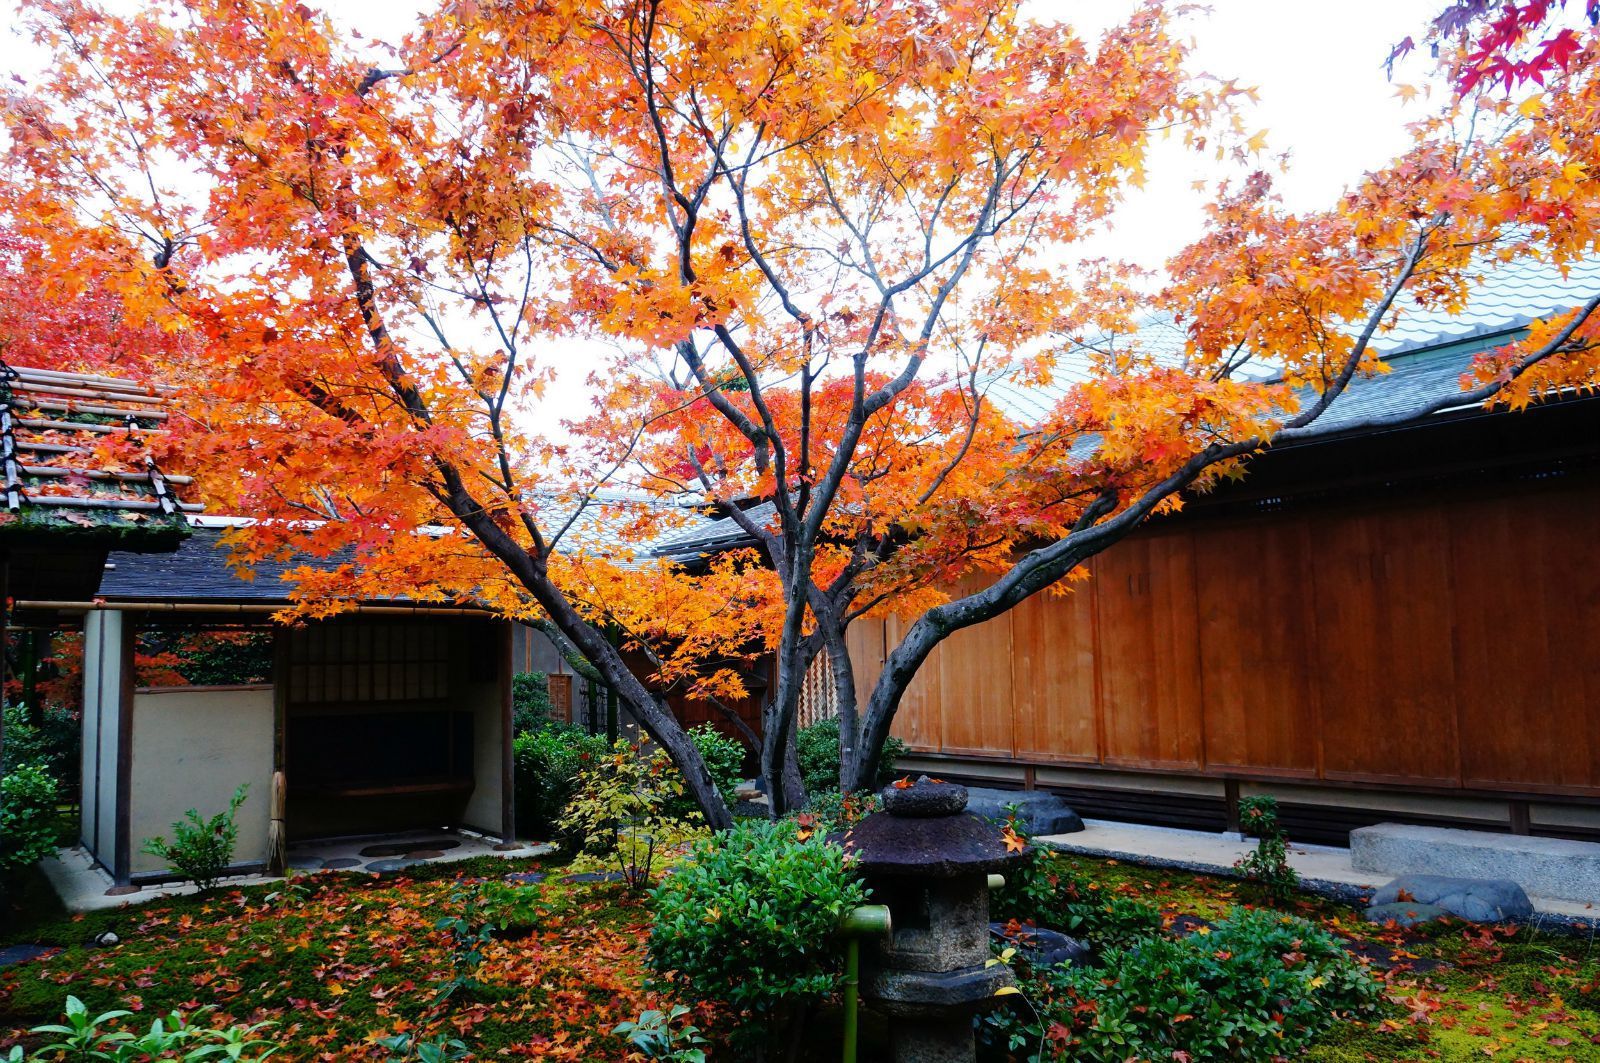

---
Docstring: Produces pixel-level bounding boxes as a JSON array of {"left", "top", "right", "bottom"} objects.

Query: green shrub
[
  {"left": 560, "top": 740, "right": 700, "bottom": 890},
  {"left": 984, "top": 907, "right": 1384, "bottom": 1062},
  {"left": 1235, "top": 794, "right": 1300, "bottom": 903},
  {"left": 9, "top": 994, "right": 277, "bottom": 1061},
  {"left": 140, "top": 784, "right": 248, "bottom": 890},
  {"left": 666, "top": 724, "right": 745, "bottom": 821},
  {"left": 647, "top": 821, "right": 869, "bottom": 1056},
  {"left": 613, "top": 1005, "right": 708, "bottom": 1062},
  {"left": 513, "top": 723, "right": 608, "bottom": 840},
  {"left": 991, "top": 836, "right": 1161, "bottom": 952},
  {"left": 795, "top": 717, "right": 908, "bottom": 795},
  {"left": 795, "top": 789, "right": 881, "bottom": 833},
  {"left": 2, "top": 704, "right": 79, "bottom": 784},
  {"left": 1, "top": 763, "right": 61, "bottom": 880},
  {"left": 511, "top": 671, "right": 556, "bottom": 735}
]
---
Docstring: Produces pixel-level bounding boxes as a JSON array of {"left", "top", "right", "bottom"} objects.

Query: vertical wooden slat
[
  {"left": 1195, "top": 517, "right": 1319, "bottom": 776},
  {"left": 1095, "top": 531, "right": 1204, "bottom": 770},
  {"left": 1311, "top": 506, "right": 1461, "bottom": 785},
  {"left": 1011, "top": 576, "right": 1098, "bottom": 763}
]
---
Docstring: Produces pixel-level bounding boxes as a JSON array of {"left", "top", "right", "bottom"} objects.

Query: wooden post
[
  {"left": 113, "top": 612, "right": 136, "bottom": 886},
  {"left": 1223, "top": 778, "right": 1242, "bottom": 836},
  {"left": 1508, "top": 799, "right": 1532, "bottom": 836},
  {"left": 499, "top": 621, "right": 515, "bottom": 845}
]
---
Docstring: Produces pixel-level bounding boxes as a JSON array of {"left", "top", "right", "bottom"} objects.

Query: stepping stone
[
  {"left": 405, "top": 849, "right": 446, "bottom": 860},
  {"left": 0, "top": 945, "right": 52, "bottom": 968},
  {"left": 1365, "top": 901, "right": 1454, "bottom": 929},
  {"left": 367, "top": 859, "right": 421, "bottom": 875},
  {"left": 1168, "top": 914, "right": 1215, "bottom": 937},
  {"left": 287, "top": 856, "right": 325, "bottom": 870},
  {"left": 965, "top": 787, "right": 1084, "bottom": 836},
  {"left": 358, "top": 839, "right": 461, "bottom": 858},
  {"left": 505, "top": 872, "right": 547, "bottom": 885},
  {"left": 1338, "top": 934, "right": 1449, "bottom": 972},
  {"left": 560, "top": 871, "right": 626, "bottom": 884},
  {"left": 321, "top": 858, "right": 362, "bottom": 870},
  {"left": 1370, "top": 875, "right": 1533, "bottom": 923},
  {"left": 989, "top": 923, "right": 1089, "bottom": 971}
]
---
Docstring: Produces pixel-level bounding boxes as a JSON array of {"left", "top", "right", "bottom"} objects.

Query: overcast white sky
[{"left": 1, "top": 0, "right": 1447, "bottom": 420}]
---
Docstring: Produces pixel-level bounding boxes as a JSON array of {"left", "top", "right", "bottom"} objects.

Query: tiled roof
[
  {"left": 100, "top": 526, "right": 305, "bottom": 602},
  {"left": 655, "top": 258, "right": 1600, "bottom": 561},
  {"left": 0, "top": 362, "right": 197, "bottom": 548}
]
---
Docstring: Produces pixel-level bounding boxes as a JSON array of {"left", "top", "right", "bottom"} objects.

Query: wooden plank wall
[{"left": 848, "top": 479, "right": 1600, "bottom": 798}]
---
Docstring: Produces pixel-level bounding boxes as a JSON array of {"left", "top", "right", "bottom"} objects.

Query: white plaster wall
[
  {"left": 462, "top": 673, "right": 505, "bottom": 835},
  {"left": 129, "top": 687, "right": 274, "bottom": 876},
  {"left": 79, "top": 611, "right": 125, "bottom": 866}
]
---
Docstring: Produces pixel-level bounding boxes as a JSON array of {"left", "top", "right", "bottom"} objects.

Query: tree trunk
[
  {"left": 760, "top": 632, "right": 816, "bottom": 816},
  {"left": 823, "top": 627, "right": 865, "bottom": 792}
]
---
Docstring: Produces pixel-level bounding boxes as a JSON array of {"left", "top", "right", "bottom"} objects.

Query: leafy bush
[
  {"left": 793, "top": 789, "right": 880, "bottom": 834},
  {"left": 991, "top": 837, "right": 1161, "bottom": 952},
  {"left": 1, "top": 763, "right": 61, "bottom": 880},
  {"left": 140, "top": 784, "right": 248, "bottom": 890},
  {"left": 613, "top": 1005, "right": 709, "bottom": 1062},
  {"left": 795, "top": 717, "right": 908, "bottom": 795},
  {"left": 560, "top": 739, "right": 700, "bottom": 890},
  {"left": 984, "top": 908, "right": 1384, "bottom": 1062},
  {"left": 7, "top": 995, "right": 277, "bottom": 1061},
  {"left": 1235, "top": 794, "right": 1300, "bottom": 903},
  {"left": 664, "top": 724, "right": 746, "bottom": 822},
  {"left": 511, "top": 671, "right": 556, "bottom": 735},
  {"left": 647, "top": 821, "right": 869, "bottom": 1056},
  {"left": 2, "top": 704, "right": 79, "bottom": 784},
  {"left": 513, "top": 723, "right": 608, "bottom": 840}
]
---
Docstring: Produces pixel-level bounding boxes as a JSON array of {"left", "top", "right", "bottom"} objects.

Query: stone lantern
[{"left": 846, "top": 777, "right": 1028, "bottom": 1063}]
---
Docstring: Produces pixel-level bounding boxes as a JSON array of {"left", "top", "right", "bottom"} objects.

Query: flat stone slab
[
  {"left": 1371, "top": 874, "right": 1533, "bottom": 923},
  {"left": 560, "top": 871, "right": 626, "bottom": 884},
  {"left": 366, "top": 859, "right": 421, "bottom": 875},
  {"left": 1351, "top": 823, "right": 1600, "bottom": 905},
  {"left": 358, "top": 839, "right": 461, "bottom": 858},
  {"left": 1365, "top": 901, "right": 1454, "bottom": 928},
  {"left": 0, "top": 945, "right": 53, "bottom": 968},
  {"left": 990, "top": 923, "right": 1089, "bottom": 971},
  {"left": 321, "top": 857, "right": 362, "bottom": 870},
  {"left": 505, "top": 871, "right": 547, "bottom": 885},
  {"left": 965, "top": 787, "right": 1083, "bottom": 836}
]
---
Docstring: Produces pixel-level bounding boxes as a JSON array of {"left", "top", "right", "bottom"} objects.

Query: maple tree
[
  {"left": 1391, "top": 1, "right": 1600, "bottom": 92},
  {"left": 3, "top": 0, "right": 1600, "bottom": 819}
]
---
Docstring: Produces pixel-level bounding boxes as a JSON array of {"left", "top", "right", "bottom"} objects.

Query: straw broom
[{"left": 267, "top": 771, "right": 288, "bottom": 876}]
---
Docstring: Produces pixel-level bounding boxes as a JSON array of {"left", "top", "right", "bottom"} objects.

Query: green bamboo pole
[{"left": 839, "top": 904, "right": 892, "bottom": 1063}]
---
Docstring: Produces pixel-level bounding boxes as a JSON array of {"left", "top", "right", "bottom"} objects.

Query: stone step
[{"left": 1350, "top": 823, "right": 1600, "bottom": 905}]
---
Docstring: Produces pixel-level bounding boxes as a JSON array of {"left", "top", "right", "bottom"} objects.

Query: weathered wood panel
[
  {"left": 1011, "top": 575, "right": 1100, "bottom": 763},
  {"left": 1451, "top": 488, "right": 1600, "bottom": 794},
  {"left": 936, "top": 603, "right": 1015, "bottom": 757},
  {"left": 1310, "top": 506, "right": 1461, "bottom": 785},
  {"left": 1195, "top": 517, "right": 1320, "bottom": 777},
  {"left": 883, "top": 611, "right": 943, "bottom": 752},
  {"left": 838, "top": 476, "right": 1600, "bottom": 800},
  {"left": 1095, "top": 531, "right": 1205, "bottom": 770}
]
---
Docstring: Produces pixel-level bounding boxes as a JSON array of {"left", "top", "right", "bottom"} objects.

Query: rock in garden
[
  {"left": 505, "top": 871, "right": 546, "bottom": 885},
  {"left": 1370, "top": 875, "right": 1533, "bottom": 923},
  {"left": 560, "top": 871, "right": 627, "bottom": 884},
  {"left": 0, "top": 945, "right": 53, "bottom": 968},
  {"left": 989, "top": 923, "right": 1089, "bottom": 971},
  {"left": 964, "top": 787, "right": 1084, "bottom": 836},
  {"left": 1364, "top": 901, "right": 1453, "bottom": 928},
  {"left": 366, "top": 859, "right": 420, "bottom": 875},
  {"left": 321, "top": 857, "right": 362, "bottom": 870}
]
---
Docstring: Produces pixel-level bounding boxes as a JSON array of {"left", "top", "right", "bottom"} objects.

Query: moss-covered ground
[{"left": 0, "top": 851, "right": 1595, "bottom": 1060}]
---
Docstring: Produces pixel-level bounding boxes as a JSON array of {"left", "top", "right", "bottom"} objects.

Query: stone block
[
  {"left": 964, "top": 787, "right": 1084, "bottom": 836},
  {"left": 1351, "top": 823, "right": 1600, "bottom": 904}
]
